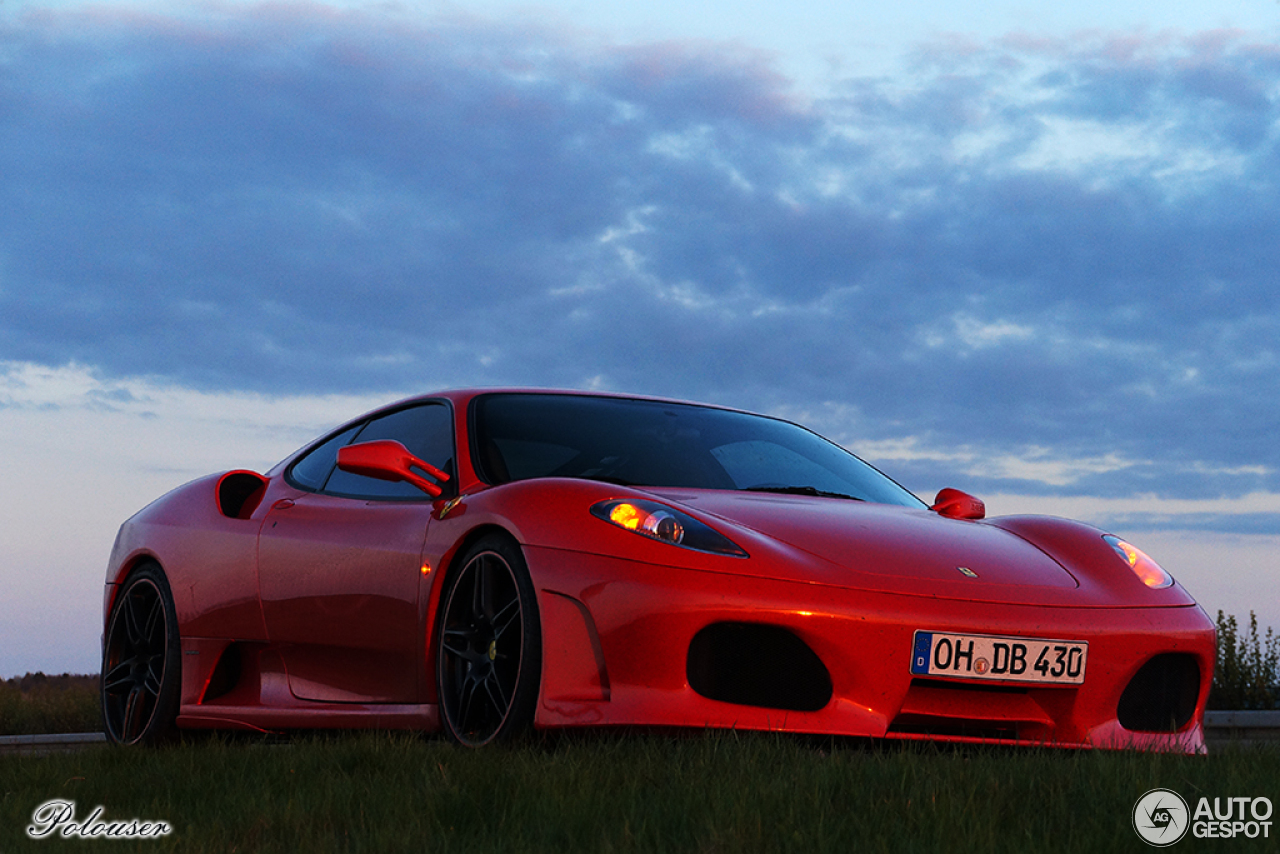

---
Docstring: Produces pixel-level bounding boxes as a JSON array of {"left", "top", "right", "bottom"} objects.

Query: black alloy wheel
[
  {"left": 436, "top": 535, "right": 541, "bottom": 746},
  {"left": 101, "top": 564, "right": 181, "bottom": 745}
]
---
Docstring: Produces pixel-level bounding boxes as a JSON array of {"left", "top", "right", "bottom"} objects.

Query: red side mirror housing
[
  {"left": 930, "top": 487, "right": 985, "bottom": 520},
  {"left": 336, "top": 440, "right": 450, "bottom": 498}
]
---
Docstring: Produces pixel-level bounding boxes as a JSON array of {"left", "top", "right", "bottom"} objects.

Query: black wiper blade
[
  {"left": 573, "top": 474, "right": 642, "bottom": 487},
  {"left": 743, "top": 485, "right": 863, "bottom": 501}
]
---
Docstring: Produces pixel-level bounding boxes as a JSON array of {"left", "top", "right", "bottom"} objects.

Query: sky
[{"left": 2, "top": 0, "right": 1279, "bottom": 677}]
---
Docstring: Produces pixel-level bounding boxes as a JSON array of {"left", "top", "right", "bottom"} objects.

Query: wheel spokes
[
  {"left": 491, "top": 595, "right": 520, "bottom": 641},
  {"left": 122, "top": 685, "right": 148, "bottom": 742},
  {"left": 471, "top": 556, "right": 490, "bottom": 619},
  {"left": 440, "top": 549, "right": 526, "bottom": 744},
  {"left": 122, "top": 588, "right": 147, "bottom": 647},
  {"left": 143, "top": 653, "right": 165, "bottom": 696},
  {"left": 104, "top": 578, "right": 170, "bottom": 743},
  {"left": 441, "top": 626, "right": 474, "bottom": 660},
  {"left": 102, "top": 658, "right": 140, "bottom": 697},
  {"left": 456, "top": 673, "right": 482, "bottom": 731},
  {"left": 483, "top": 669, "right": 510, "bottom": 714},
  {"left": 142, "top": 595, "right": 164, "bottom": 648}
]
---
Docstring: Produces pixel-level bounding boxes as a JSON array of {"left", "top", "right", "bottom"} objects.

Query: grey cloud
[{"left": 2, "top": 10, "right": 1280, "bottom": 510}]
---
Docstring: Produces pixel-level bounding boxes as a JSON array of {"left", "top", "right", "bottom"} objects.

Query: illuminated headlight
[
  {"left": 1104, "top": 535, "right": 1173, "bottom": 589},
  {"left": 591, "top": 499, "right": 747, "bottom": 557}
]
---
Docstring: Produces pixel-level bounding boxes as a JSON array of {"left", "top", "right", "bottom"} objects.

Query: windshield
[{"left": 471, "top": 393, "right": 923, "bottom": 507}]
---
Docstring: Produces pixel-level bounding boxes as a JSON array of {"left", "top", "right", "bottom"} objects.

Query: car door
[{"left": 257, "top": 402, "right": 455, "bottom": 704}]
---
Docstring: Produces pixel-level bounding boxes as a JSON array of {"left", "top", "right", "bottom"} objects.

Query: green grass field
[{"left": 3, "top": 731, "right": 1277, "bottom": 853}]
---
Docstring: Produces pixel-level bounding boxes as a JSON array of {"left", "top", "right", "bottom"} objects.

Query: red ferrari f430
[{"left": 102, "top": 390, "right": 1215, "bottom": 750}]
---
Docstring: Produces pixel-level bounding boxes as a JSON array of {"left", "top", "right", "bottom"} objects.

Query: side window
[
  {"left": 323, "top": 403, "right": 455, "bottom": 500},
  {"left": 288, "top": 425, "right": 362, "bottom": 491}
]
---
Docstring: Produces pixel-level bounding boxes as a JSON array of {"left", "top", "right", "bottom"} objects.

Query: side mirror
[
  {"left": 336, "top": 440, "right": 451, "bottom": 498},
  {"left": 930, "top": 487, "right": 985, "bottom": 520}
]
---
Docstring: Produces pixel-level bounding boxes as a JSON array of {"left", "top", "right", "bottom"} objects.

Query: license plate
[{"left": 910, "top": 631, "right": 1088, "bottom": 685}]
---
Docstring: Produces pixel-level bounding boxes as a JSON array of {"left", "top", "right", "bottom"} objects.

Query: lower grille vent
[
  {"left": 1117, "top": 654, "right": 1200, "bottom": 733},
  {"left": 687, "top": 622, "right": 832, "bottom": 712}
]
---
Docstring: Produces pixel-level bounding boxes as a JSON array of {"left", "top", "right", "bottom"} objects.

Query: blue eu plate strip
[{"left": 911, "top": 631, "right": 932, "bottom": 674}]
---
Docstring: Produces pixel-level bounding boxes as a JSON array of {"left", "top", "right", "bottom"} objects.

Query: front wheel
[
  {"left": 435, "top": 535, "right": 541, "bottom": 746},
  {"left": 101, "top": 564, "right": 181, "bottom": 745}
]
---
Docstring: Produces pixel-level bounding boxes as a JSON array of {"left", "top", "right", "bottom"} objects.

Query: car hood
[{"left": 650, "top": 489, "right": 1082, "bottom": 603}]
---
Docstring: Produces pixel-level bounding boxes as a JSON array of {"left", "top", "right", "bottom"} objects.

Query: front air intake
[
  {"left": 1117, "top": 653, "right": 1201, "bottom": 733},
  {"left": 686, "top": 622, "right": 832, "bottom": 712}
]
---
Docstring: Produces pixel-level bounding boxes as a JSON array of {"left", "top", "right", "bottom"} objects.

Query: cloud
[
  {"left": 2, "top": 7, "right": 1280, "bottom": 508},
  {"left": 4, "top": 355, "right": 1273, "bottom": 678},
  {"left": 0, "top": 357, "right": 411, "bottom": 677}
]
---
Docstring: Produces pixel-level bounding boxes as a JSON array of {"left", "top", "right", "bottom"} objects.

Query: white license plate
[{"left": 910, "top": 631, "right": 1088, "bottom": 685}]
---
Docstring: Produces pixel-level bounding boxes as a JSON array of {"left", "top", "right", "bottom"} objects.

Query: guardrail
[
  {"left": 1203, "top": 710, "right": 1280, "bottom": 750},
  {"left": 0, "top": 727, "right": 106, "bottom": 752},
  {"left": 0, "top": 716, "right": 1276, "bottom": 755},
  {"left": 0, "top": 732, "right": 106, "bottom": 755}
]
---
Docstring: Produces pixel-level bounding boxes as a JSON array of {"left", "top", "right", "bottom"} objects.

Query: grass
[
  {"left": 2, "top": 610, "right": 1276, "bottom": 851},
  {"left": 0, "top": 674, "right": 100, "bottom": 736},
  {"left": 2, "top": 731, "right": 1278, "bottom": 853}
]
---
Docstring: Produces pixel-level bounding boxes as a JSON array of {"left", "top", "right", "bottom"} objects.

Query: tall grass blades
[{"left": 2, "top": 733, "right": 1278, "bottom": 854}]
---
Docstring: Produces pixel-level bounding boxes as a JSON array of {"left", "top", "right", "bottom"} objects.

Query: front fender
[{"left": 989, "top": 516, "right": 1201, "bottom": 608}]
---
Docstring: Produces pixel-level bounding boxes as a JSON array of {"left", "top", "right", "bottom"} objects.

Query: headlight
[
  {"left": 1103, "top": 535, "right": 1173, "bottom": 589},
  {"left": 591, "top": 499, "right": 748, "bottom": 557}
]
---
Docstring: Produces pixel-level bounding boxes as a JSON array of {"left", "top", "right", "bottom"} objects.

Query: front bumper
[{"left": 527, "top": 546, "right": 1216, "bottom": 753}]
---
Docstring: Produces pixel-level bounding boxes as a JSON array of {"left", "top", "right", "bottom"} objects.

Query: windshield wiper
[
  {"left": 572, "top": 474, "right": 642, "bottom": 487},
  {"left": 743, "top": 485, "right": 863, "bottom": 501}
]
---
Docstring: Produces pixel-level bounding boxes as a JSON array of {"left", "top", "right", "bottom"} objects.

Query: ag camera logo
[{"left": 1133, "top": 789, "right": 1190, "bottom": 847}]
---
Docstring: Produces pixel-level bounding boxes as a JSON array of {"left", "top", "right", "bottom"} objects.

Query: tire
[
  {"left": 101, "top": 564, "right": 181, "bottom": 745},
  {"left": 435, "top": 534, "right": 542, "bottom": 746}
]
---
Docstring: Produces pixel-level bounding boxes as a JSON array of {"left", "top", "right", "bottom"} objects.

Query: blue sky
[{"left": 2, "top": 1, "right": 1279, "bottom": 676}]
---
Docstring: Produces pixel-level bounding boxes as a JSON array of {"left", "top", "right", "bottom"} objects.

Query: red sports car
[{"left": 101, "top": 390, "right": 1215, "bottom": 750}]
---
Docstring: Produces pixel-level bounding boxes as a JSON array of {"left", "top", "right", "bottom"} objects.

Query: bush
[
  {"left": 1208, "top": 611, "right": 1280, "bottom": 710},
  {"left": 0, "top": 672, "right": 101, "bottom": 735}
]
